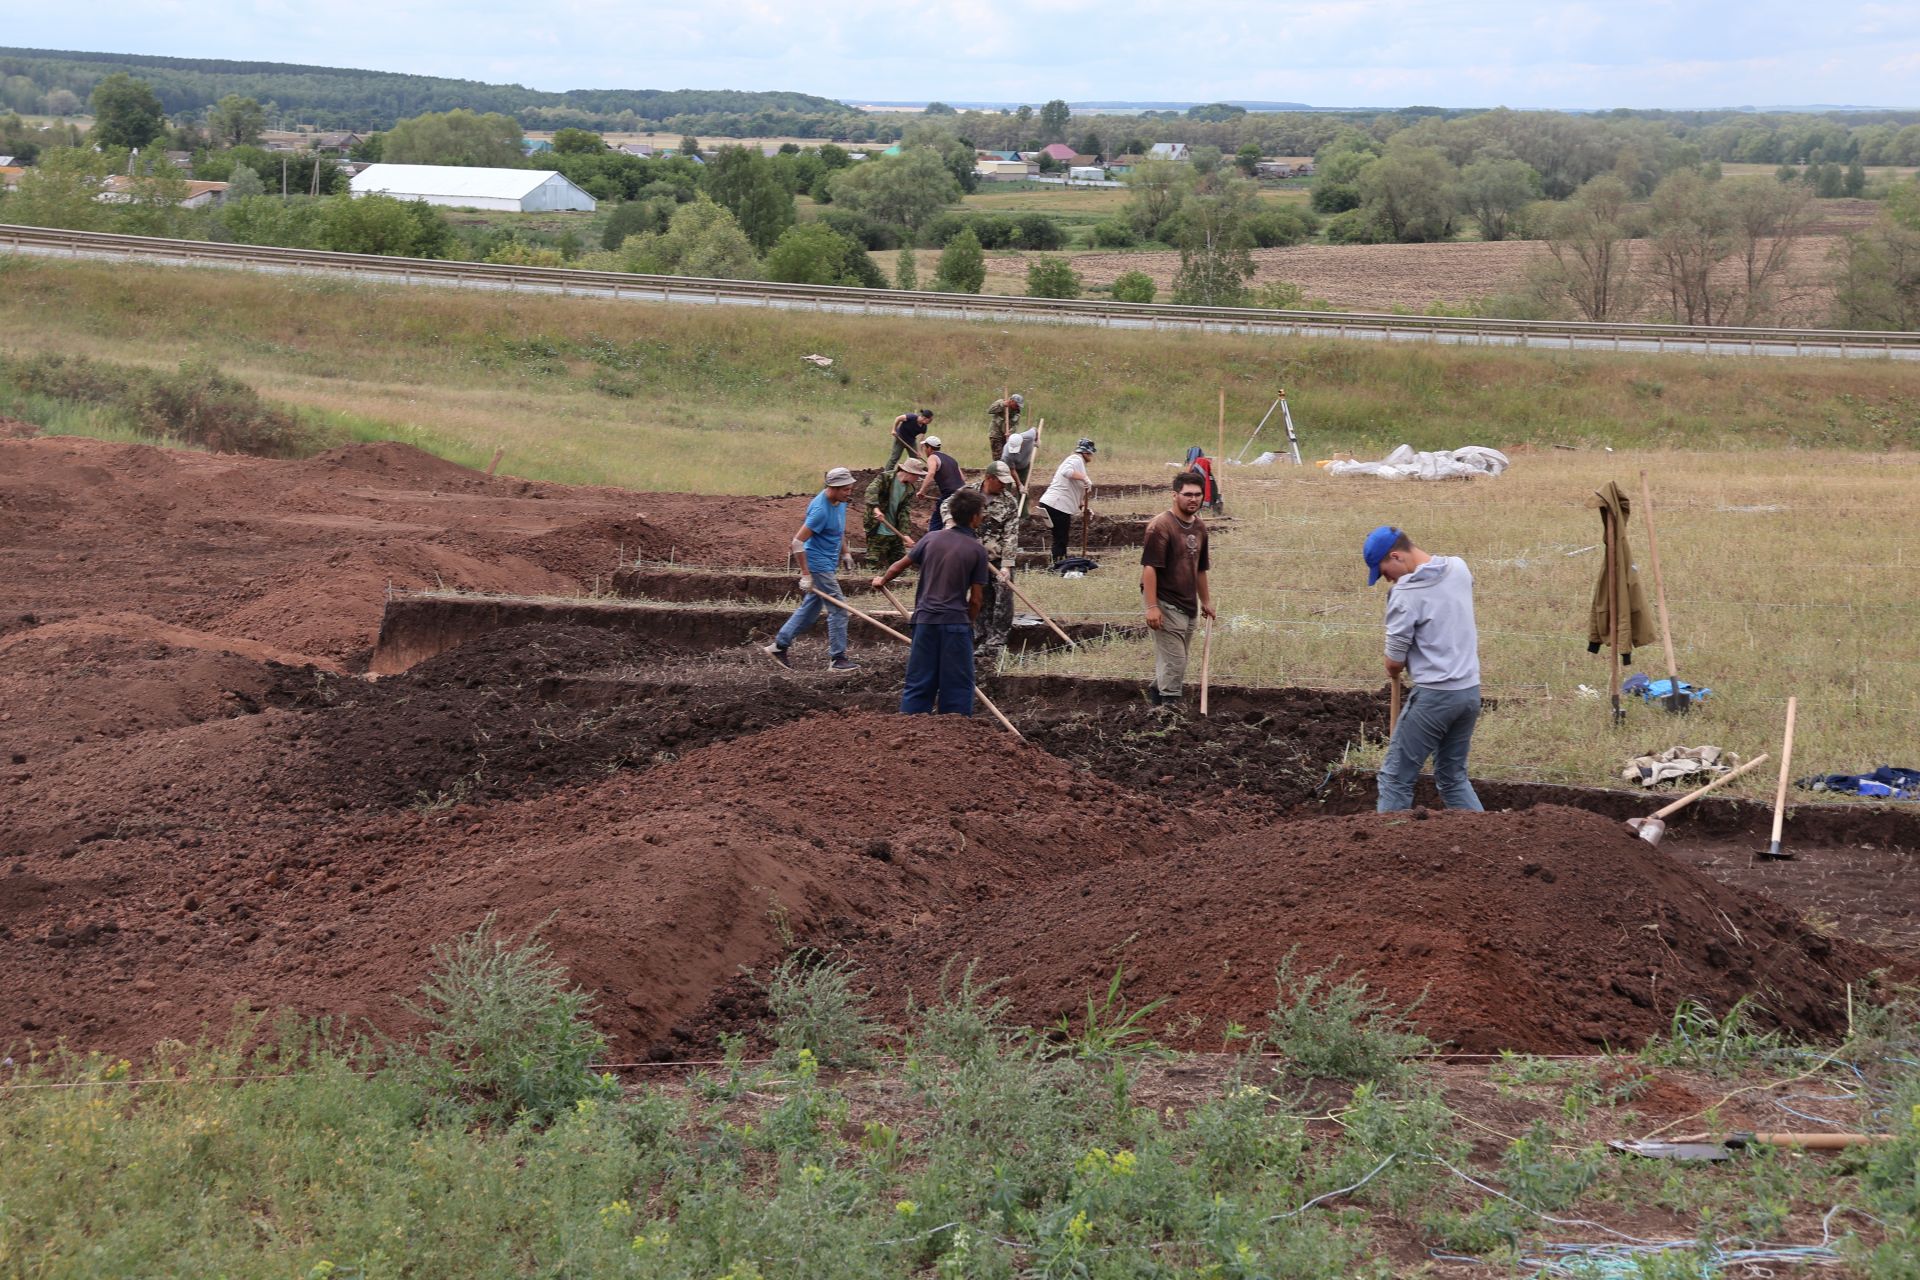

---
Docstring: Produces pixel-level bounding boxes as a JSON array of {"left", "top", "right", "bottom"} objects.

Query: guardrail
[{"left": 5, "top": 221, "right": 1918, "bottom": 361}]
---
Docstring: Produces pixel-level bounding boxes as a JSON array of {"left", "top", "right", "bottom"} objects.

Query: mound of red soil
[
  {"left": 0, "top": 712, "right": 1225, "bottom": 1059},
  {"left": 852, "top": 805, "right": 1880, "bottom": 1053}
]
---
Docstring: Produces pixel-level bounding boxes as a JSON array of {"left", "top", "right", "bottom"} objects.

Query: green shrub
[
  {"left": 1324, "top": 207, "right": 1393, "bottom": 245},
  {"left": 1012, "top": 212, "right": 1064, "bottom": 250},
  {"left": 1089, "top": 218, "right": 1138, "bottom": 247},
  {"left": 933, "top": 226, "right": 986, "bottom": 293},
  {"left": 404, "top": 916, "right": 619, "bottom": 1126},
  {"left": 760, "top": 950, "right": 879, "bottom": 1068},
  {"left": 1110, "top": 270, "right": 1157, "bottom": 303},
  {"left": 1026, "top": 255, "right": 1083, "bottom": 299},
  {"left": 1, "top": 352, "right": 316, "bottom": 456},
  {"left": 1265, "top": 949, "right": 1431, "bottom": 1082}
]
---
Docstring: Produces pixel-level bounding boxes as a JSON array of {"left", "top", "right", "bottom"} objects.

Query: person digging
[
  {"left": 764, "top": 466, "right": 860, "bottom": 673},
  {"left": 1140, "top": 470, "right": 1215, "bottom": 707},
  {"left": 1039, "top": 438, "right": 1096, "bottom": 566},
  {"left": 1365, "top": 525, "right": 1483, "bottom": 811},
  {"left": 885, "top": 407, "right": 934, "bottom": 470},
  {"left": 941, "top": 460, "right": 1022, "bottom": 657},
  {"left": 1001, "top": 421, "right": 1041, "bottom": 489},
  {"left": 863, "top": 455, "right": 926, "bottom": 571},
  {"left": 916, "top": 434, "right": 967, "bottom": 532},
  {"left": 873, "top": 488, "right": 991, "bottom": 715},
  {"left": 987, "top": 392, "right": 1023, "bottom": 460}
]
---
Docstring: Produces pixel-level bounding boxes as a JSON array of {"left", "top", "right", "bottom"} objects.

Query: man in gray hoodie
[{"left": 1363, "top": 525, "right": 1483, "bottom": 812}]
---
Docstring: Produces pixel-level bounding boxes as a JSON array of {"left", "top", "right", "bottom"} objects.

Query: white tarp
[{"left": 1323, "top": 445, "right": 1510, "bottom": 480}]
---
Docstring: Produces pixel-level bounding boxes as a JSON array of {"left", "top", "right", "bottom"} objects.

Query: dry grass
[{"left": 1009, "top": 450, "right": 1920, "bottom": 798}]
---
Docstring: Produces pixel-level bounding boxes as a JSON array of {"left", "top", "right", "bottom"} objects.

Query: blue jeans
[
  {"left": 1378, "top": 684, "right": 1483, "bottom": 812},
  {"left": 774, "top": 568, "right": 848, "bottom": 658},
  {"left": 900, "top": 623, "right": 976, "bottom": 714}
]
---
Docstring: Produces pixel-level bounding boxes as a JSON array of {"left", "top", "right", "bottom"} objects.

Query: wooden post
[
  {"left": 484, "top": 446, "right": 505, "bottom": 477},
  {"left": 1199, "top": 613, "right": 1214, "bottom": 716},
  {"left": 1217, "top": 387, "right": 1225, "bottom": 460}
]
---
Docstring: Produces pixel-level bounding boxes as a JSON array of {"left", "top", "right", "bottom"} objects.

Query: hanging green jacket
[{"left": 1588, "top": 481, "right": 1655, "bottom": 662}]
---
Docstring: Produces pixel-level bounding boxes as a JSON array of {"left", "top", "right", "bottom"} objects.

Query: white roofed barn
[{"left": 348, "top": 163, "right": 596, "bottom": 212}]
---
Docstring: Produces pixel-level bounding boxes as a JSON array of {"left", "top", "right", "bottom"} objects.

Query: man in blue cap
[{"left": 1364, "top": 525, "right": 1483, "bottom": 812}]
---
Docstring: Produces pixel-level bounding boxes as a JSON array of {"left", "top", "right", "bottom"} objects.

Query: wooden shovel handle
[
  {"left": 1770, "top": 698, "right": 1797, "bottom": 847},
  {"left": 1652, "top": 753, "right": 1770, "bottom": 820}
]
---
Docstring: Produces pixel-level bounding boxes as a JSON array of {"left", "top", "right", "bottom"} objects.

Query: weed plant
[{"left": 1265, "top": 948, "right": 1432, "bottom": 1083}]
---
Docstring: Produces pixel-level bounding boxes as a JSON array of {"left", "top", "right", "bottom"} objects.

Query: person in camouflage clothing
[
  {"left": 941, "top": 461, "right": 1021, "bottom": 655},
  {"left": 986, "top": 393, "right": 1023, "bottom": 461},
  {"left": 863, "top": 456, "right": 925, "bottom": 570}
]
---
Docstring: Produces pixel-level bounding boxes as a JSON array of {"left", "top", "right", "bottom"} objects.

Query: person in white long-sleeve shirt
[{"left": 1038, "top": 439, "right": 1096, "bottom": 564}]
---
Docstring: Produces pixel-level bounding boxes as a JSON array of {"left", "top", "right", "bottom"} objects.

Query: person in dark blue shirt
[
  {"left": 916, "top": 435, "right": 967, "bottom": 531},
  {"left": 873, "top": 489, "right": 989, "bottom": 714}
]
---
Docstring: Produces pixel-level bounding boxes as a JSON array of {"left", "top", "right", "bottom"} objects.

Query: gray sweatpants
[{"left": 1152, "top": 601, "right": 1195, "bottom": 699}]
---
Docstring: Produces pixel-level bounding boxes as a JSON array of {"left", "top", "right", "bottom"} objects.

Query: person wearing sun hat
[
  {"left": 764, "top": 466, "right": 861, "bottom": 672},
  {"left": 1364, "top": 524, "right": 1483, "bottom": 812}
]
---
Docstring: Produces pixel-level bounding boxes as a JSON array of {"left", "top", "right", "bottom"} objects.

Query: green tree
[
  {"left": 1111, "top": 270, "right": 1157, "bottom": 303},
  {"left": 701, "top": 146, "right": 794, "bottom": 251},
  {"left": 1645, "top": 169, "right": 1733, "bottom": 323},
  {"left": 828, "top": 148, "right": 961, "bottom": 234},
  {"left": 601, "top": 197, "right": 674, "bottom": 250},
  {"left": 1039, "top": 99, "right": 1072, "bottom": 142},
  {"left": 1356, "top": 143, "right": 1457, "bottom": 242},
  {"left": 763, "top": 222, "right": 870, "bottom": 285},
  {"left": 88, "top": 72, "right": 166, "bottom": 151},
  {"left": 550, "top": 128, "right": 606, "bottom": 154},
  {"left": 1833, "top": 182, "right": 1920, "bottom": 329},
  {"left": 2, "top": 146, "right": 115, "bottom": 230},
  {"left": 1187, "top": 102, "right": 1248, "bottom": 123},
  {"left": 620, "top": 194, "right": 758, "bottom": 279},
  {"left": 1309, "top": 132, "right": 1379, "bottom": 213},
  {"left": 1121, "top": 156, "right": 1196, "bottom": 239},
  {"left": 1455, "top": 156, "right": 1540, "bottom": 241},
  {"left": 115, "top": 157, "right": 192, "bottom": 237},
  {"left": 43, "top": 88, "right": 82, "bottom": 117},
  {"left": 933, "top": 225, "right": 985, "bottom": 293},
  {"left": 317, "top": 193, "right": 452, "bottom": 257},
  {"left": 1845, "top": 159, "right": 1867, "bottom": 197},
  {"left": 1170, "top": 189, "right": 1256, "bottom": 306},
  {"left": 894, "top": 245, "right": 919, "bottom": 290},
  {"left": 923, "top": 101, "right": 957, "bottom": 116},
  {"left": 1026, "top": 256, "right": 1082, "bottom": 298},
  {"left": 205, "top": 94, "right": 266, "bottom": 149},
  {"left": 1533, "top": 175, "right": 1638, "bottom": 321},
  {"left": 1234, "top": 143, "right": 1263, "bottom": 176},
  {"left": 224, "top": 163, "right": 265, "bottom": 200},
  {"left": 383, "top": 110, "right": 525, "bottom": 167},
  {"left": 679, "top": 135, "right": 701, "bottom": 159}
]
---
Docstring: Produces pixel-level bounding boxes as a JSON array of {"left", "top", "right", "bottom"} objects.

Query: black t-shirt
[
  {"left": 931, "top": 450, "right": 964, "bottom": 496},
  {"left": 908, "top": 526, "right": 990, "bottom": 625},
  {"left": 895, "top": 414, "right": 928, "bottom": 445}
]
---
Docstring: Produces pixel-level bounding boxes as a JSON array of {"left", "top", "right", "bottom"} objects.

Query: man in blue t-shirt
[
  {"left": 764, "top": 467, "right": 860, "bottom": 672},
  {"left": 873, "top": 489, "right": 990, "bottom": 714}
]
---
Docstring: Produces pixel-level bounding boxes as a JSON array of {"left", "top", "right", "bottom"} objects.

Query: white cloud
[{"left": 14, "top": 0, "right": 1920, "bottom": 106}]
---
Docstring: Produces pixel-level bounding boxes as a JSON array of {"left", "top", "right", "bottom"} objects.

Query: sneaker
[
  {"left": 763, "top": 642, "right": 792, "bottom": 669},
  {"left": 1145, "top": 686, "right": 1162, "bottom": 706},
  {"left": 829, "top": 656, "right": 861, "bottom": 673}
]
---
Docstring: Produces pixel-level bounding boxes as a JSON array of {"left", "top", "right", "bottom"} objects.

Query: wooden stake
[
  {"left": 1638, "top": 469, "right": 1682, "bottom": 695},
  {"left": 1389, "top": 676, "right": 1401, "bottom": 735},
  {"left": 1199, "top": 612, "right": 1214, "bottom": 716},
  {"left": 1768, "top": 697, "right": 1798, "bottom": 855},
  {"left": 484, "top": 446, "right": 505, "bottom": 477},
  {"left": 1217, "top": 387, "right": 1225, "bottom": 461}
]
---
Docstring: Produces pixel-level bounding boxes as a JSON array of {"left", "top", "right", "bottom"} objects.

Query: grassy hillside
[{"left": 2, "top": 257, "right": 1918, "bottom": 494}]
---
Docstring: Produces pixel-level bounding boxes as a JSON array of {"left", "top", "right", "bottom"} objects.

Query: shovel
[
  {"left": 1612, "top": 1131, "right": 1893, "bottom": 1162},
  {"left": 1627, "top": 753, "right": 1769, "bottom": 846},
  {"left": 1758, "top": 697, "right": 1798, "bottom": 860}
]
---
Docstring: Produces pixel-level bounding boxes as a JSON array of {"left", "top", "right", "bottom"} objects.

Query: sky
[{"left": 19, "top": 1, "right": 1920, "bottom": 109}]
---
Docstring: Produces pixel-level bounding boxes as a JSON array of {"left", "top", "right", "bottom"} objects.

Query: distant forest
[{"left": 0, "top": 47, "right": 864, "bottom": 134}]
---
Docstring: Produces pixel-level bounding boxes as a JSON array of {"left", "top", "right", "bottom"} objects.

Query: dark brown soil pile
[
  {"left": 1015, "top": 690, "right": 1382, "bottom": 813},
  {"left": 0, "top": 712, "right": 1225, "bottom": 1060},
  {"left": 852, "top": 805, "right": 1881, "bottom": 1053}
]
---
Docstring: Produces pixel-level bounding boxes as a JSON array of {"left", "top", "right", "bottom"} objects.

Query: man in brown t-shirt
[{"left": 1140, "top": 470, "right": 1215, "bottom": 706}]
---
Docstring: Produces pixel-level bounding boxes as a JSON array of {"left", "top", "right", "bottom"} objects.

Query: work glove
[{"left": 790, "top": 537, "right": 807, "bottom": 556}]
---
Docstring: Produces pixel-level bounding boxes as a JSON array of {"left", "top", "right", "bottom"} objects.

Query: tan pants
[{"left": 1153, "top": 601, "right": 1195, "bottom": 699}]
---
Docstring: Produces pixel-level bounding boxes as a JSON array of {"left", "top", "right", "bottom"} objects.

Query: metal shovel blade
[
  {"left": 1627, "top": 815, "right": 1666, "bottom": 846},
  {"left": 1663, "top": 689, "right": 1692, "bottom": 715},
  {"left": 1608, "top": 1139, "right": 1731, "bottom": 1162},
  {"left": 1756, "top": 840, "right": 1796, "bottom": 861}
]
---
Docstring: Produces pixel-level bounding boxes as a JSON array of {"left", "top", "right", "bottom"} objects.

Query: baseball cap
[
  {"left": 923, "top": 435, "right": 943, "bottom": 450},
  {"left": 825, "top": 466, "right": 856, "bottom": 488},
  {"left": 987, "top": 460, "right": 1014, "bottom": 483},
  {"left": 1075, "top": 438, "right": 1097, "bottom": 455},
  {"left": 1363, "top": 525, "right": 1401, "bottom": 586},
  {"left": 896, "top": 457, "right": 929, "bottom": 477}
]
